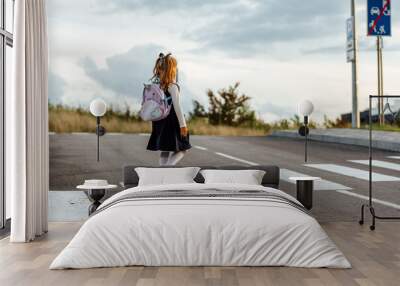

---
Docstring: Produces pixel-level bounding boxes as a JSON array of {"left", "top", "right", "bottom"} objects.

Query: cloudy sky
[{"left": 47, "top": 0, "right": 400, "bottom": 122}]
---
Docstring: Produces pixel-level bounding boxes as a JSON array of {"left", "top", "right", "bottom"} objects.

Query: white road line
[
  {"left": 336, "top": 190, "right": 400, "bottom": 210},
  {"left": 49, "top": 132, "right": 56, "bottom": 135},
  {"left": 387, "top": 156, "right": 400, "bottom": 160},
  {"left": 71, "top": 132, "right": 91, "bottom": 135},
  {"left": 107, "top": 133, "right": 123, "bottom": 136},
  {"left": 210, "top": 152, "right": 351, "bottom": 190},
  {"left": 281, "top": 169, "right": 351, "bottom": 191},
  {"left": 349, "top": 160, "right": 400, "bottom": 171},
  {"left": 305, "top": 164, "right": 400, "bottom": 182},
  {"left": 194, "top": 145, "right": 208, "bottom": 151},
  {"left": 138, "top": 133, "right": 150, "bottom": 136},
  {"left": 214, "top": 152, "right": 258, "bottom": 166},
  {"left": 198, "top": 150, "right": 399, "bottom": 209}
]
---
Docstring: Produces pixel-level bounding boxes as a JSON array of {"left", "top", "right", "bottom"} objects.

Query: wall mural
[{"left": 47, "top": 0, "right": 400, "bottom": 192}]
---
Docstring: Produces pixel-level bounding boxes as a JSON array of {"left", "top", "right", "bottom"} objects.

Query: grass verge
[{"left": 49, "top": 106, "right": 270, "bottom": 136}]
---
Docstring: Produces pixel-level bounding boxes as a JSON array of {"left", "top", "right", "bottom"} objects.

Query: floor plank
[{"left": 0, "top": 222, "right": 399, "bottom": 286}]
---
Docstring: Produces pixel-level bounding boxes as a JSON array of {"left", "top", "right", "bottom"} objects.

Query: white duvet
[{"left": 50, "top": 183, "right": 351, "bottom": 269}]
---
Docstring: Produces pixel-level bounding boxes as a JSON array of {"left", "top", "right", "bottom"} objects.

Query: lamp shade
[
  {"left": 298, "top": 100, "right": 314, "bottom": 116},
  {"left": 90, "top": 99, "right": 107, "bottom": 117}
]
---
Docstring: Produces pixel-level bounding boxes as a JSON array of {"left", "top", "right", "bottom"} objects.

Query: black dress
[{"left": 147, "top": 88, "right": 191, "bottom": 152}]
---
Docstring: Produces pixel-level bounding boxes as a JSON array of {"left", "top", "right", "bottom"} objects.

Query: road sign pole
[
  {"left": 377, "top": 36, "right": 381, "bottom": 125},
  {"left": 367, "top": 0, "right": 391, "bottom": 126},
  {"left": 379, "top": 36, "right": 384, "bottom": 125},
  {"left": 351, "top": 0, "right": 360, "bottom": 128},
  {"left": 377, "top": 36, "right": 384, "bottom": 125}
]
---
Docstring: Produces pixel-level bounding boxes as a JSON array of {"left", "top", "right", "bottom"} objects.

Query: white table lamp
[{"left": 89, "top": 99, "right": 107, "bottom": 161}]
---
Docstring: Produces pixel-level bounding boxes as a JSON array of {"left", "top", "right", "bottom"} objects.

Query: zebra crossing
[
  {"left": 304, "top": 158, "right": 400, "bottom": 182},
  {"left": 198, "top": 147, "right": 400, "bottom": 188},
  {"left": 191, "top": 146, "right": 400, "bottom": 207},
  {"left": 290, "top": 159, "right": 400, "bottom": 209}
]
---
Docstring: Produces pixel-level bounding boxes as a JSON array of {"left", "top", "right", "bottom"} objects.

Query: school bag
[{"left": 139, "top": 83, "right": 172, "bottom": 121}]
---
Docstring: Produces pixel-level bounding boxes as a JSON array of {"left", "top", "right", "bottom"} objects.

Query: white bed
[{"left": 50, "top": 183, "right": 350, "bottom": 269}]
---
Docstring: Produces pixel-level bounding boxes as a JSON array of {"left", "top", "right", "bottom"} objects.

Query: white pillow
[
  {"left": 200, "top": 169, "right": 266, "bottom": 185},
  {"left": 135, "top": 167, "right": 200, "bottom": 186}
]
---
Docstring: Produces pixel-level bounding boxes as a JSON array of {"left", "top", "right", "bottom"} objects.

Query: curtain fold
[{"left": 10, "top": 0, "right": 49, "bottom": 242}]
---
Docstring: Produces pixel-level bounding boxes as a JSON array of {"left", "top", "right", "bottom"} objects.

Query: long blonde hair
[{"left": 153, "top": 53, "right": 177, "bottom": 90}]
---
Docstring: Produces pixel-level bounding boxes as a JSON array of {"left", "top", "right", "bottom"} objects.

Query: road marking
[
  {"left": 138, "top": 133, "right": 150, "bottom": 136},
  {"left": 211, "top": 153, "right": 351, "bottom": 190},
  {"left": 387, "top": 156, "right": 400, "bottom": 160},
  {"left": 197, "top": 149, "right": 398, "bottom": 208},
  {"left": 214, "top": 152, "right": 258, "bottom": 166},
  {"left": 194, "top": 145, "right": 208, "bottom": 151},
  {"left": 281, "top": 169, "right": 351, "bottom": 191},
  {"left": 49, "top": 132, "right": 56, "bottom": 135},
  {"left": 349, "top": 160, "right": 400, "bottom": 171},
  {"left": 208, "top": 152, "right": 351, "bottom": 190},
  {"left": 305, "top": 164, "right": 400, "bottom": 182},
  {"left": 336, "top": 190, "right": 400, "bottom": 210},
  {"left": 107, "top": 133, "right": 123, "bottom": 136},
  {"left": 71, "top": 132, "right": 91, "bottom": 135}
]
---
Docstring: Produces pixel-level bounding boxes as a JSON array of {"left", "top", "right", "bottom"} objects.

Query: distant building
[
  {"left": 341, "top": 109, "right": 375, "bottom": 124},
  {"left": 341, "top": 100, "right": 400, "bottom": 124},
  {"left": 340, "top": 108, "right": 400, "bottom": 124},
  {"left": 341, "top": 110, "right": 397, "bottom": 124}
]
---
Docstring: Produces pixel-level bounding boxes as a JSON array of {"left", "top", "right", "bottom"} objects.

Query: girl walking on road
[{"left": 147, "top": 53, "right": 191, "bottom": 165}]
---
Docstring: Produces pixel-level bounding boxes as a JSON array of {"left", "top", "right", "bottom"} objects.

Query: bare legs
[{"left": 159, "top": 151, "right": 187, "bottom": 166}]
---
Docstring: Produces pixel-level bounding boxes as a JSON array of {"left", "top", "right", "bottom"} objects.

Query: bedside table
[
  {"left": 289, "top": 177, "right": 320, "bottom": 210},
  {"left": 77, "top": 180, "right": 117, "bottom": 215}
]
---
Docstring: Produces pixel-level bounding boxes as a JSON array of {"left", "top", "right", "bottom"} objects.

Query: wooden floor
[{"left": 0, "top": 222, "right": 399, "bottom": 286}]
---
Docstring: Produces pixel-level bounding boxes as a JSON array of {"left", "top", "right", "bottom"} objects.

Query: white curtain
[{"left": 9, "top": 0, "right": 49, "bottom": 242}]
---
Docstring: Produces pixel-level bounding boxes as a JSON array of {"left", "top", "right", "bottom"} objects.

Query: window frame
[{"left": 0, "top": 0, "right": 14, "bottom": 231}]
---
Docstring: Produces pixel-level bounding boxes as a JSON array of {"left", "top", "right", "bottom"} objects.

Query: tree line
[{"left": 49, "top": 82, "right": 317, "bottom": 133}]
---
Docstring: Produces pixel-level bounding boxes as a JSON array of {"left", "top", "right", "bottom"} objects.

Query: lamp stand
[
  {"left": 94, "top": 117, "right": 106, "bottom": 162},
  {"left": 304, "top": 115, "right": 308, "bottom": 162},
  {"left": 96, "top": 117, "right": 100, "bottom": 162}
]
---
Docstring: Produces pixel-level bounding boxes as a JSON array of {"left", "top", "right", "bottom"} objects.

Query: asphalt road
[{"left": 50, "top": 133, "right": 400, "bottom": 222}]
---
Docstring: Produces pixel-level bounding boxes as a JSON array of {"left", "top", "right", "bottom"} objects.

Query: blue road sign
[{"left": 367, "top": 0, "right": 391, "bottom": 36}]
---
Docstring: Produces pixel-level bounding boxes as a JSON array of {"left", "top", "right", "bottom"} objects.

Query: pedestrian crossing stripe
[
  {"left": 194, "top": 145, "right": 208, "bottom": 151},
  {"left": 387, "top": 156, "right": 400, "bottom": 160},
  {"left": 349, "top": 160, "right": 400, "bottom": 171},
  {"left": 281, "top": 169, "right": 351, "bottom": 191},
  {"left": 305, "top": 164, "right": 400, "bottom": 182}
]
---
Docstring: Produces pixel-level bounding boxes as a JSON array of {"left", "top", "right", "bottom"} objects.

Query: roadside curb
[{"left": 270, "top": 129, "right": 400, "bottom": 152}]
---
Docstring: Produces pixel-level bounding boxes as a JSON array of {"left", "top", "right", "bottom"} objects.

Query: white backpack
[{"left": 139, "top": 84, "right": 172, "bottom": 121}]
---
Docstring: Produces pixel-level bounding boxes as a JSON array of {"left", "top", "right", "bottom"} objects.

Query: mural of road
[{"left": 50, "top": 133, "right": 400, "bottom": 222}]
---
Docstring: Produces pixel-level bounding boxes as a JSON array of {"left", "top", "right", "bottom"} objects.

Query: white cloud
[{"left": 47, "top": 0, "right": 400, "bottom": 122}]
